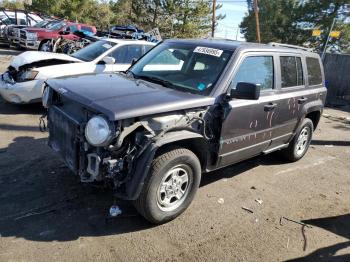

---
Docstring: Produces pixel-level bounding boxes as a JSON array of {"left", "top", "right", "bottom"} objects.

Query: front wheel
[
  {"left": 134, "top": 147, "right": 201, "bottom": 224},
  {"left": 282, "top": 118, "right": 314, "bottom": 162}
]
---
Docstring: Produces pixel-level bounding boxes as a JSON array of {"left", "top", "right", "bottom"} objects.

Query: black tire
[
  {"left": 133, "top": 147, "right": 201, "bottom": 224},
  {"left": 282, "top": 118, "right": 313, "bottom": 162}
]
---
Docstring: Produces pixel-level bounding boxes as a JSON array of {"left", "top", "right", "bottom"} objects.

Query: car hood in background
[
  {"left": 47, "top": 73, "right": 215, "bottom": 121},
  {"left": 10, "top": 51, "right": 82, "bottom": 70}
]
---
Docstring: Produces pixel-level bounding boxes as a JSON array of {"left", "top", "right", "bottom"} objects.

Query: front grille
[
  {"left": 48, "top": 106, "right": 80, "bottom": 172},
  {"left": 20, "top": 30, "right": 26, "bottom": 40}
]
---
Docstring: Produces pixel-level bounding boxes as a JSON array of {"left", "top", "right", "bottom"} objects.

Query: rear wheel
[
  {"left": 282, "top": 118, "right": 313, "bottom": 162},
  {"left": 134, "top": 147, "right": 201, "bottom": 224}
]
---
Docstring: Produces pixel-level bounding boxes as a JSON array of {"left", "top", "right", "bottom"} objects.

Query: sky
[{"left": 215, "top": 0, "right": 248, "bottom": 41}]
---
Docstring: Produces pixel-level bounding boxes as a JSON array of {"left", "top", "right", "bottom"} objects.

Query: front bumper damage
[
  {"left": 0, "top": 72, "right": 43, "bottom": 103},
  {"left": 47, "top": 93, "right": 214, "bottom": 200}
]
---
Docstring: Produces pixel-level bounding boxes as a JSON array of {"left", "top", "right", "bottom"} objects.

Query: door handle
[
  {"left": 298, "top": 97, "right": 308, "bottom": 104},
  {"left": 264, "top": 103, "right": 277, "bottom": 111}
]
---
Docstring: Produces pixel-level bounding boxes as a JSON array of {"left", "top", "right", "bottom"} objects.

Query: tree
[
  {"left": 240, "top": 0, "right": 308, "bottom": 44},
  {"left": 240, "top": 0, "right": 350, "bottom": 53},
  {"left": 0, "top": 0, "right": 25, "bottom": 9}
]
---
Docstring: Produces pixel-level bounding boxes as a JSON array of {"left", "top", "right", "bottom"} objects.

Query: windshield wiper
[{"left": 134, "top": 75, "right": 174, "bottom": 88}]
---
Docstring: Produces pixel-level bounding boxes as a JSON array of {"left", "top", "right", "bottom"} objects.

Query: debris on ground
[
  {"left": 250, "top": 186, "right": 257, "bottom": 190},
  {"left": 302, "top": 225, "right": 308, "bottom": 251},
  {"left": 109, "top": 205, "right": 122, "bottom": 217},
  {"left": 279, "top": 216, "right": 312, "bottom": 228},
  {"left": 217, "top": 198, "right": 225, "bottom": 204},
  {"left": 255, "top": 198, "right": 263, "bottom": 205},
  {"left": 242, "top": 206, "right": 254, "bottom": 213},
  {"left": 206, "top": 194, "right": 217, "bottom": 198}
]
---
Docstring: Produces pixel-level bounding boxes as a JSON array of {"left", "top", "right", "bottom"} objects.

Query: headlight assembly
[
  {"left": 26, "top": 32, "right": 37, "bottom": 41},
  {"left": 17, "top": 69, "right": 38, "bottom": 82},
  {"left": 85, "top": 116, "right": 113, "bottom": 146}
]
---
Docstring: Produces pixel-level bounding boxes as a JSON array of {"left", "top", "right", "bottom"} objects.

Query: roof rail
[{"left": 268, "top": 42, "right": 311, "bottom": 51}]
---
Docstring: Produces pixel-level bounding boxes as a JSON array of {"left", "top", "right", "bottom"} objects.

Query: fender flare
[
  {"left": 115, "top": 130, "right": 205, "bottom": 200},
  {"left": 292, "top": 100, "right": 324, "bottom": 140}
]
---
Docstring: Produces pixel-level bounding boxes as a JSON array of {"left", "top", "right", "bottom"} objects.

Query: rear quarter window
[{"left": 306, "top": 57, "right": 323, "bottom": 85}]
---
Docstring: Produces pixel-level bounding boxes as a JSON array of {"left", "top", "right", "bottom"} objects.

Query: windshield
[
  {"left": 47, "top": 20, "right": 66, "bottom": 31},
  {"left": 129, "top": 42, "right": 234, "bottom": 95},
  {"left": 70, "top": 40, "right": 117, "bottom": 62},
  {"left": 33, "top": 20, "right": 49, "bottom": 28}
]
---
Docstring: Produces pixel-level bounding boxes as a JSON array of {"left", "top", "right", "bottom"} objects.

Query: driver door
[{"left": 217, "top": 53, "right": 278, "bottom": 168}]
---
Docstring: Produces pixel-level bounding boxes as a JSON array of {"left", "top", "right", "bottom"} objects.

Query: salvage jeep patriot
[{"left": 43, "top": 39, "right": 327, "bottom": 223}]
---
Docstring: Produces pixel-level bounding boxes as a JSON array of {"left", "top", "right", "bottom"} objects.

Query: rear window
[
  {"left": 306, "top": 57, "right": 322, "bottom": 85},
  {"left": 280, "top": 56, "right": 304, "bottom": 88}
]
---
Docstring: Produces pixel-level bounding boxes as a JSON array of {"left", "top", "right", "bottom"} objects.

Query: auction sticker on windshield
[{"left": 194, "top": 46, "right": 223, "bottom": 57}]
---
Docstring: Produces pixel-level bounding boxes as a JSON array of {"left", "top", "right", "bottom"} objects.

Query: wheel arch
[
  {"left": 118, "top": 130, "right": 209, "bottom": 201},
  {"left": 305, "top": 110, "right": 321, "bottom": 130}
]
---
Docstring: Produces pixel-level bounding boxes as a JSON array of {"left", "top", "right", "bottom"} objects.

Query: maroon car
[{"left": 19, "top": 20, "right": 96, "bottom": 51}]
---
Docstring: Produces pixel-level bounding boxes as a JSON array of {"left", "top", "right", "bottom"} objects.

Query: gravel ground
[{"left": 0, "top": 53, "right": 349, "bottom": 262}]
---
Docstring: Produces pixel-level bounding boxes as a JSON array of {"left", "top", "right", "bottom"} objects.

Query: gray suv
[{"left": 43, "top": 39, "right": 327, "bottom": 224}]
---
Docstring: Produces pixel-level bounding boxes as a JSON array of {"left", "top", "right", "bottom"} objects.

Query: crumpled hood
[
  {"left": 47, "top": 73, "right": 215, "bottom": 121},
  {"left": 10, "top": 51, "right": 82, "bottom": 70}
]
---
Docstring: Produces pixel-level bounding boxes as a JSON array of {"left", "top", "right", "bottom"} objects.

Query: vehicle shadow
[
  {"left": 0, "top": 98, "right": 45, "bottom": 115},
  {"left": 311, "top": 140, "right": 350, "bottom": 146},
  {"left": 201, "top": 153, "right": 285, "bottom": 187},
  {"left": 0, "top": 135, "right": 290, "bottom": 242},
  {"left": 0, "top": 47, "right": 22, "bottom": 56},
  {"left": 285, "top": 214, "right": 350, "bottom": 261}
]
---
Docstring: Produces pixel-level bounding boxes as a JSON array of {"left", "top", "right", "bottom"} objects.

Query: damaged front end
[{"left": 46, "top": 87, "right": 217, "bottom": 200}]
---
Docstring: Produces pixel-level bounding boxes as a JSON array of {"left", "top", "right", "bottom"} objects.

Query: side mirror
[
  {"left": 131, "top": 58, "right": 138, "bottom": 66},
  {"left": 102, "top": 56, "right": 115, "bottom": 65},
  {"left": 230, "top": 82, "right": 261, "bottom": 100}
]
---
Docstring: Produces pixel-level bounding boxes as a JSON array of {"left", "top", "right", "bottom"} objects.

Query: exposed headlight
[
  {"left": 17, "top": 69, "right": 38, "bottom": 82},
  {"left": 85, "top": 116, "right": 112, "bottom": 146},
  {"left": 42, "top": 86, "right": 50, "bottom": 108},
  {"left": 26, "top": 32, "right": 37, "bottom": 40}
]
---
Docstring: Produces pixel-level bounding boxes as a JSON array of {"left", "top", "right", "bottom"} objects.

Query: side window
[
  {"left": 144, "top": 45, "right": 153, "bottom": 54},
  {"left": 231, "top": 56, "right": 274, "bottom": 90},
  {"left": 110, "top": 45, "right": 143, "bottom": 64},
  {"left": 20, "top": 19, "right": 27, "bottom": 25},
  {"left": 280, "top": 56, "right": 304, "bottom": 88},
  {"left": 65, "top": 25, "right": 78, "bottom": 33},
  {"left": 306, "top": 57, "right": 322, "bottom": 85}
]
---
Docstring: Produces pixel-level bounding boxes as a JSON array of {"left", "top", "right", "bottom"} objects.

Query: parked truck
[{"left": 19, "top": 20, "right": 96, "bottom": 51}]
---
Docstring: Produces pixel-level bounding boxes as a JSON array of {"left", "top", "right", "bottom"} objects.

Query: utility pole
[
  {"left": 321, "top": 17, "right": 336, "bottom": 61},
  {"left": 254, "top": 0, "right": 261, "bottom": 43},
  {"left": 212, "top": 0, "right": 216, "bottom": 37}
]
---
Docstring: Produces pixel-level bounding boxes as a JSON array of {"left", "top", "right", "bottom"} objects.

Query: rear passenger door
[{"left": 266, "top": 54, "right": 306, "bottom": 149}]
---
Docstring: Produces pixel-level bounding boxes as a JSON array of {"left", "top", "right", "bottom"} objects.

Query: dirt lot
[{"left": 0, "top": 54, "right": 350, "bottom": 261}]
